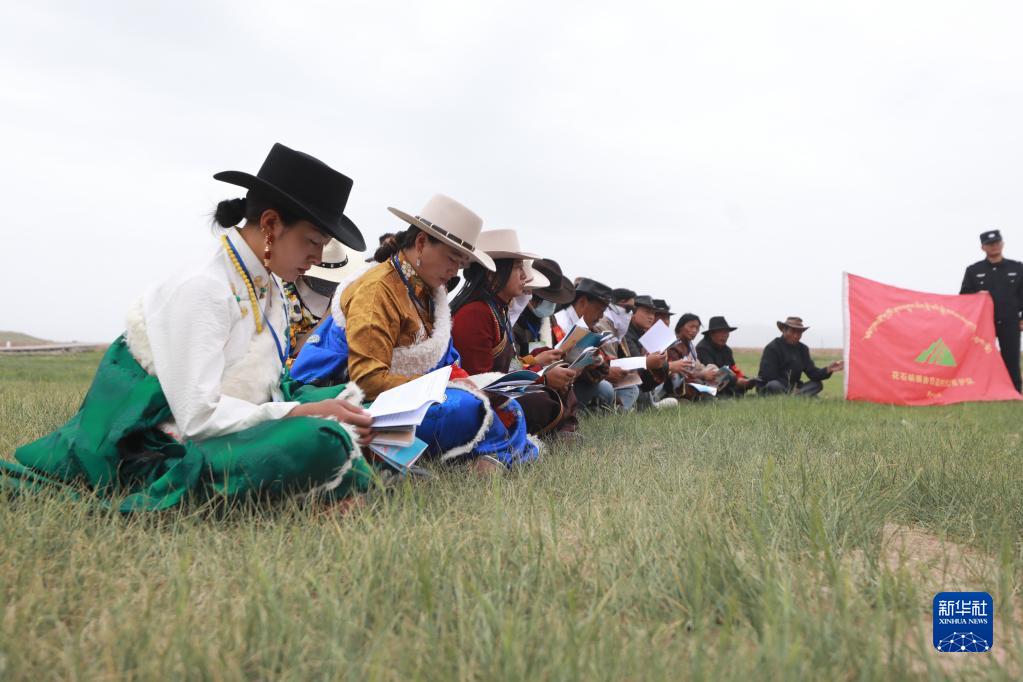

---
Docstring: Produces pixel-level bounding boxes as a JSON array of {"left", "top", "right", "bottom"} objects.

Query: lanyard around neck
[{"left": 391, "top": 255, "right": 435, "bottom": 323}]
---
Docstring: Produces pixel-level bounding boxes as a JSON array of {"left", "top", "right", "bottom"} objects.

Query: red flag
[{"left": 843, "top": 272, "right": 1021, "bottom": 405}]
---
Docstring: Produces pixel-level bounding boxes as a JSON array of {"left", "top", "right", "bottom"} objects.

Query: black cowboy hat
[
  {"left": 702, "top": 315, "right": 738, "bottom": 335},
  {"left": 531, "top": 259, "right": 576, "bottom": 305},
  {"left": 633, "top": 295, "right": 657, "bottom": 310},
  {"left": 575, "top": 277, "right": 613, "bottom": 305},
  {"left": 652, "top": 298, "right": 672, "bottom": 315},
  {"left": 611, "top": 287, "right": 637, "bottom": 302},
  {"left": 214, "top": 143, "right": 366, "bottom": 251}
]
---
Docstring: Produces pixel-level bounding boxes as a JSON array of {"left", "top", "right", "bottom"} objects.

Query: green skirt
[{"left": 0, "top": 337, "right": 374, "bottom": 511}]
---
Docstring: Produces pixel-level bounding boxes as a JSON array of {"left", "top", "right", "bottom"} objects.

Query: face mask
[
  {"left": 532, "top": 299, "right": 557, "bottom": 318},
  {"left": 605, "top": 304, "right": 633, "bottom": 338}
]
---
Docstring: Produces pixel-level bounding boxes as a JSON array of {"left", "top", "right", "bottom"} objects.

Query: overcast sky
[{"left": 2, "top": 0, "right": 1021, "bottom": 347}]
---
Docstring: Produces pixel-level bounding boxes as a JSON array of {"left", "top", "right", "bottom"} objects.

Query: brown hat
[
  {"left": 777, "top": 316, "right": 809, "bottom": 332},
  {"left": 530, "top": 259, "right": 575, "bottom": 305}
]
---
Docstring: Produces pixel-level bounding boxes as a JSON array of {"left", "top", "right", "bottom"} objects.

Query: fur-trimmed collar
[{"left": 330, "top": 267, "right": 452, "bottom": 377}]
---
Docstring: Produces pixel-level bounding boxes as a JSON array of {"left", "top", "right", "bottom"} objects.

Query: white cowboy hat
[
  {"left": 476, "top": 229, "right": 541, "bottom": 260},
  {"left": 305, "top": 240, "right": 369, "bottom": 283},
  {"left": 387, "top": 194, "right": 496, "bottom": 271},
  {"left": 476, "top": 229, "right": 549, "bottom": 287}
]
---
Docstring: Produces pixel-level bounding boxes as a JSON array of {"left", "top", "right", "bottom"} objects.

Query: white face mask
[
  {"left": 605, "top": 304, "right": 633, "bottom": 339},
  {"left": 532, "top": 299, "right": 557, "bottom": 318}
]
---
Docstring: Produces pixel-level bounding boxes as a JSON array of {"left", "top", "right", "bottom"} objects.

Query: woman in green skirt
[{"left": 2, "top": 143, "right": 377, "bottom": 511}]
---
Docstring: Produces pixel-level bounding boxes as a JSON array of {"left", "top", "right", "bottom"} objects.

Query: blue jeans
[
  {"left": 574, "top": 379, "right": 615, "bottom": 412},
  {"left": 616, "top": 385, "right": 641, "bottom": 412}
]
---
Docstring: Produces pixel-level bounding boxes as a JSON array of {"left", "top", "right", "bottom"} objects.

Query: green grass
[{"left": 2, "top": 349, "right": 1022, "bottom": 680}]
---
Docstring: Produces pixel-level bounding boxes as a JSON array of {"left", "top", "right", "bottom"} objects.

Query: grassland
[
  {"left": 0, "top": 331, "right": 53, "bottom": 346},
  {"left": 1, "top": 349, "right": 1021, "bottom": 680}
]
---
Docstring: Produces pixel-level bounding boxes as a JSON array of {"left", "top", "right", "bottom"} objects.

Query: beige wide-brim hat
[
  {"left": 777, "top": 316, "right": 810, "bottom": 332},
  {"left": 476, "top": 229, "right": 540, "bottom": 260},
  {"left": 387, "top": 194, "right": 496, "bottom": 271},
  {"left": 306, "top": 239, "right": 370, "bottom": 283},
  {"left": 476, "top": 228, "right": 548, "bottom": 288}
]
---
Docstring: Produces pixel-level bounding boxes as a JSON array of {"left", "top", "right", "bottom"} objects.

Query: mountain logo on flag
[{"left": 915, "top": 338, "right": 957, "bottom": 367}]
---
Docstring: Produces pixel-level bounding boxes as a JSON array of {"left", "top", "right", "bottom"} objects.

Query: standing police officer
[{"left": 960, "top": 230, "right": 1023, "bottom": 392}]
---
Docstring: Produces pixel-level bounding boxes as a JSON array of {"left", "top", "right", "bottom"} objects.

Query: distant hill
[{"left": 0, "top": 331, "right": 55, "bottom": 346}]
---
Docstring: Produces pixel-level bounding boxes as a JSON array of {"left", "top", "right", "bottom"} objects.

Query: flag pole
[{"left": 842, "top": 271, "right": 851, "bottom": 400}]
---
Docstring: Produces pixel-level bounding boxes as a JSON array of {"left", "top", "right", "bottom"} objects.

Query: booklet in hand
[
  {"left": 567, "top": 346, "right": 600, "bottom": 369},
  {"left": 638, "top": 320, "right": 675, "bottom": 354},
  {"left": 555, "top": 324, "right": 614, "bottom": 362},
  {"left": 688, "top": 382, "right": 718, "bottom": 396},
  {"left": 483, "top": 369, "right": 540, "bottom": 391},
  {"left": 610, "top": 356, "right": 647, "bottom": 371},
  {"left": 367, "top": 365, "right": 451, "bottom": 431}
]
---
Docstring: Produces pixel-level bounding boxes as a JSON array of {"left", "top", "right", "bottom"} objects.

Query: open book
[
  {"left": 483, "top": 369, "right": 541, "bottom": 391},
  {"left": 363, "top": 365, "right": 451, "bottom": 446},
  {"left": 555, "top": 325, "right": 615, "bottom": 364}
]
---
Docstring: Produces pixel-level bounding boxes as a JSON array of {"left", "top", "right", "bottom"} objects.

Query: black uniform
[{"left": 960, "top": 258, "right": 1023, "bottom": 392}]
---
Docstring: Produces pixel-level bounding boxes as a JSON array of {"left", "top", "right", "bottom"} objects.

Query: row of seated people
[{"left": 5, "top": 143, "right": 841, "bottom": 512}]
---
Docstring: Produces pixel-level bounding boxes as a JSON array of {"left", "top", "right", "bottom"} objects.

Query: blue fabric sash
[
  {"left": 291, "top": 315, "right": 462, "bottom": 385},
  {"left": 290, "top": 316, "right": 537, "bottom": 468}
]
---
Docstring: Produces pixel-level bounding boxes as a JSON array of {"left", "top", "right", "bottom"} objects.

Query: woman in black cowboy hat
[{"left": 7, "top": 144, "right": 377, "bottom": 510}]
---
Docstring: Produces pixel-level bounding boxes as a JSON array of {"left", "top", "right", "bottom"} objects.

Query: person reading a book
[
  {"left": 284, "top": 239, "right": 369, "bottom": 362},
  {"left": 652, "top": 299, "right": 673, "bottom": 327},
  {"left": 757, "top": 316, "right": 842, "bottom": 397},
  {"left": 601, "top": 287, "right": 636, "bottom": 342},
  {"left": 695, "top": 316, "right": 753, "bottom": 398},
  {"left": 553, "top": 278, "right": 617, "bottom": 410},
  {"left": 614, "top": 295, "right": 683, "bottom": 411},
  {"left": 5, "top": 143, "right": 380, "bottom": 510},
  {"left": 291, "top": 195, "right": 539, "bottom": 470},
  {"left": 451, "top": 230, "right": 576, "bottom": 437},
  {"left": 512, "top": 259, "right": 575, "bottom": 363},
  {"left": 662, "top": 313, "right": 731, "bottom": 400}
]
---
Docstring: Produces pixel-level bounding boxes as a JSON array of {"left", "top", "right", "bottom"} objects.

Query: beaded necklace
[
  {"left": 221, "top": 234, "right": 290, "bottom": 366},
  {"left": 221, "top": 234, "right": 264, "bottom": 333}
]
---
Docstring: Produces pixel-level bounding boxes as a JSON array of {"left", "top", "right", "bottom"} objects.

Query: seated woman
[
  {"left": 284, "top": 238, "right": 367, "bottom": 362},
  {"left": 3, "top": 144, "right": 376, "bottom": 510},
  {"left": 291, "top": 196, "right": 539, "bottom": 470},
  {"left": 511, "top": 259, "right": 575, "bottom": 357},
  {"left": 664, "top": 313, "right": 736, "bottom": 400},
  {"left": 450, "top": 230, "right": 576, "bottom": 437}
]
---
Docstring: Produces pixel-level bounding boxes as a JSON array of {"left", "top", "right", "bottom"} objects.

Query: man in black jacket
[
  {"left": 959, "top": 229, "right": 1023, "bottom": 392},
  {"left": 757, "top": 316, "right": 843, "bottom": 396},
  {"left": 696, "top": 316, "right": 754, "bottom": 397}
]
